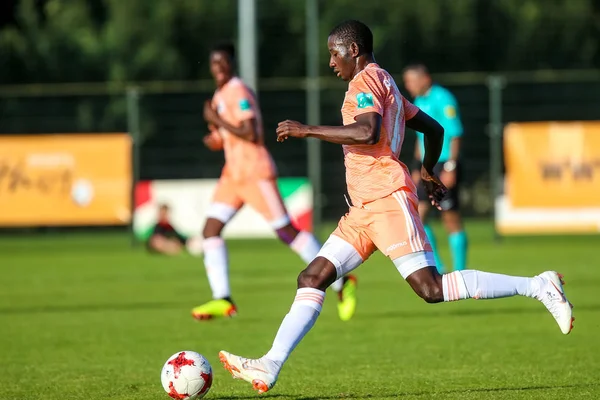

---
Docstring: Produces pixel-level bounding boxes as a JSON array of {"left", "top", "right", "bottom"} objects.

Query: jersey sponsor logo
[
  {"left": 239, "top": 98, "right": 251, "bottom": 111},
  {"left": 444, "top": 105, "right": 457, "bottom": 118},
  {"left": 356, "top": 92, "right": 374, "bottom": 109}
]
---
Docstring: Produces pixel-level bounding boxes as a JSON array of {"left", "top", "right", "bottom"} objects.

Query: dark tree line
[{"left": 1, "top": 0, "right": 598, "bottom": 85}]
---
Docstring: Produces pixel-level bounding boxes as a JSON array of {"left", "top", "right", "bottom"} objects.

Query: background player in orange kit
[
  {"left": 192, "top": 43, "right": 357, "bottom": 321},
  {"left": 217, "top": 21, "right": 574, "bottom": 394}
]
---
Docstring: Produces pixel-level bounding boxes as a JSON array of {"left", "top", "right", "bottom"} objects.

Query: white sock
[
  {"left": 442, "top": 270, "right": 541, "bottom": 301},
  {"left": 290, "top": 231, "right": 321, "bottom": 264},
  {"left": 264, "top": 288, "right": 325, "bottom": 370},
  {"left": 289, "top": 231, "right": 344, "bottom": 293},
  {"left": 203, "top": 237, "right": 230, "bottom": 299},
  {"left": 330, "top": 278, "right": 344, "bottom": 292}
]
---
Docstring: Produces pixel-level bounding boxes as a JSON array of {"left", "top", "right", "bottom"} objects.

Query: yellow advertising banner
[
  {"left": 498, "top": 121, "right": 600, "bottom": 234},
  {"left": 0, "top": 134, "right": 132, "bottom": 226},
  {"left": 505, "top": 122, "right": 600, "bottom": 208}
]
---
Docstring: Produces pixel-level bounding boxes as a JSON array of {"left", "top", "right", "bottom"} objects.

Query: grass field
[{"left": 1, "top": 221, "right": 599, "bottom": 400}]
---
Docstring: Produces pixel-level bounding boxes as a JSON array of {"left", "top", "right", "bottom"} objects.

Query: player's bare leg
[
  {"left": 276, "top": 222, "right": 357, "bottom": 321},
  {"left": 220, "top": 257, "right": 338, "bottom": 393},
  {"left": 402, "top": 259, "right": 574, "bottom": 334},
  {"left": 192, "top": 217, "right": 237, "bottom": 320},
  {"left": 148, "top": 235, "right": 184, "bottom": 256},
  {"left": 441, "top": 210, "right": 468, "bottom": 271}
]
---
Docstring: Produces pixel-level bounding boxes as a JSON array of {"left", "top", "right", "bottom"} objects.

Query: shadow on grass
[{"left": 212, "top": 382, "right": 598, "bottom": 399}]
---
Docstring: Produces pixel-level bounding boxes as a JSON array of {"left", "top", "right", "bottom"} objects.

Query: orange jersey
[
  {"left": 212, "top": 77, "right": 276, "bottom": 182},
  {"left": 341, "top": 63, "right": 419, "bottom": 206}
]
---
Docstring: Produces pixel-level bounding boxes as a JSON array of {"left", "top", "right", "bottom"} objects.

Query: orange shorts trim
[{"left": 332, "top": 188, "right": 431, "bottom": 260}]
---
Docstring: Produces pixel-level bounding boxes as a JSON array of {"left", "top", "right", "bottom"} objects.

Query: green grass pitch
[{"left": 1, "top": 221, "right": 599, "bottom": 400}]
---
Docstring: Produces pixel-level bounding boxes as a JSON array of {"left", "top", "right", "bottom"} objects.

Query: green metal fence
[{"left": 1, "top": 69, "right": 599, "bottom": 232}]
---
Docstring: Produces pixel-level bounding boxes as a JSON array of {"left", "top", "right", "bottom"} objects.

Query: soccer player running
[
  {"left": 403, "top": 64, "right": 467, "bottom": 273},
  {"left": 192, "top": 43, "right": 357, "bottom": 321},
  {"left": 218, "top": 21, "right": 574, "bottom": 394}
]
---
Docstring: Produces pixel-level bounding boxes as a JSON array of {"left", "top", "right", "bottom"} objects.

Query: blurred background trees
[{"left": 1, "top": 0, "right": 598, "bottom": 84}]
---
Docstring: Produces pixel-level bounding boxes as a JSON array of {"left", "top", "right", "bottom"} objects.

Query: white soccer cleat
[
  {"left": 536, "top": 271, "right": 574, "bottom": 334},
  {"left": 218, "top": 351, "right": 279, "bottom": 394}
]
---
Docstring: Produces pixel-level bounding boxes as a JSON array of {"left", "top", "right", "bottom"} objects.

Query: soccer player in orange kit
[{"left": 217, "top": 21, "right": 574, "bottom": 394}]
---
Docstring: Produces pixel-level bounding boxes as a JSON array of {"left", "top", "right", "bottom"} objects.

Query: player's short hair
[
  {"left": 329, "top": 20, "right": 373, "bottom": 54},
  {"left": 158, "top": 203, "right": 170, "bottom": 211},
  {"left": 403, "top": 63, "right": 430, "bottom": 76},
  {"left": 211, "top": 42, "right": 235, "bottom": 61}
]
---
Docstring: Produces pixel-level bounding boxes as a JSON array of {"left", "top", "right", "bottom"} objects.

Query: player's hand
[
  {"left": 421, "top": 166, "right": 448, "bottom": 210},
  {"left": 276, "top": 120, "right": 308, "bottom": 142},
  {"left": 440, "top": 169, "right": 457, "bottom": 189},
  {"left": 203, "top": 100, "right": 219, "bottom": 125}
]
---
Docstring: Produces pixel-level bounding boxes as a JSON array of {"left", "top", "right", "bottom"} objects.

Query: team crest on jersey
[
  {"left": 239, "top": 98, "right": 251, "bottom": 111},
  {"left": 444, "top": 105, "right": 457, "bottom": 118},
  {"left": 356, "top": 92, "right": 374, "bottom": 109}
]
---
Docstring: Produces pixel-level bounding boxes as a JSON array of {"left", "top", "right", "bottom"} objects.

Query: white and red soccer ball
[{"left": 161, "top": 351, "right": 212, "bottom": 399}]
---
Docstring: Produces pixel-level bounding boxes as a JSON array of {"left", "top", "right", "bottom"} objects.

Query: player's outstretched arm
[
  {"left": 406, "top": 110, "right": 444, "bottom": 172},
  {"left": 203, "top": 100, "right": 257, "bottom": 142},
  {"left": 276, "top": 112, "right": 381, "bottom": 145}
]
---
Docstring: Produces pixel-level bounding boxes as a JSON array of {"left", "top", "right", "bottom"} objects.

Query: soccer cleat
[
  {"left": 337, "top": 275, "right": 357, "bottom": 321},
  {"left": 218, "top": 351, "right": 279, "bottom": 394},
  {"left": 535, "top": 271, "right": 574, "bottom": 334},
  {"left": 191, "top": 299, "right": 237, "bottom": 321}
]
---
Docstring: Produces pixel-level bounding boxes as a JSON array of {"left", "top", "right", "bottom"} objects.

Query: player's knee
[
  {"left": 416, "top": 283, "right": 444, "bottom": 304},
  {"left": 202, "top": 227, "right": 215, "bottom": 239},
  {"left": 297, "top": 269, "right": 318, "bottom": 289},
  {"left": 202, "top": 220, "right": 224, "bottom": 239},
  {"left": 297, "top": 269, "right": 327, "bottom": 291}
]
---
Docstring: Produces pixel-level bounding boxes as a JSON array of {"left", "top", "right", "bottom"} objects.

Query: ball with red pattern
[{"left": 161, "top": 351, "right": 213, "bottom": 399}]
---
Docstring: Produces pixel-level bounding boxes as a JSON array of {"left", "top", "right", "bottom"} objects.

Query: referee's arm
[
  {"left": 438, "top": 92, "right": 463, "bottom": 187},
  {"left": 440, "top": 92, "right": 463, "bottom": 166}
]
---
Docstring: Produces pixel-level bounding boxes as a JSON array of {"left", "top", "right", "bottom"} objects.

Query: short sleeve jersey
[
  {"left": 414, "top": 84, "right": 463, "bottom": 163},
  {"left": 212, "top": 77, "right": 276, "bottom": 182},
  {"left": 341, "top": 63, "right": 420, "bottom": 206}
]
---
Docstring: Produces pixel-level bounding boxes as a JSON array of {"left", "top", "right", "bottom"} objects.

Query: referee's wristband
[{"left": 411, "top": 159, "right": 422, "bottom": 172}]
